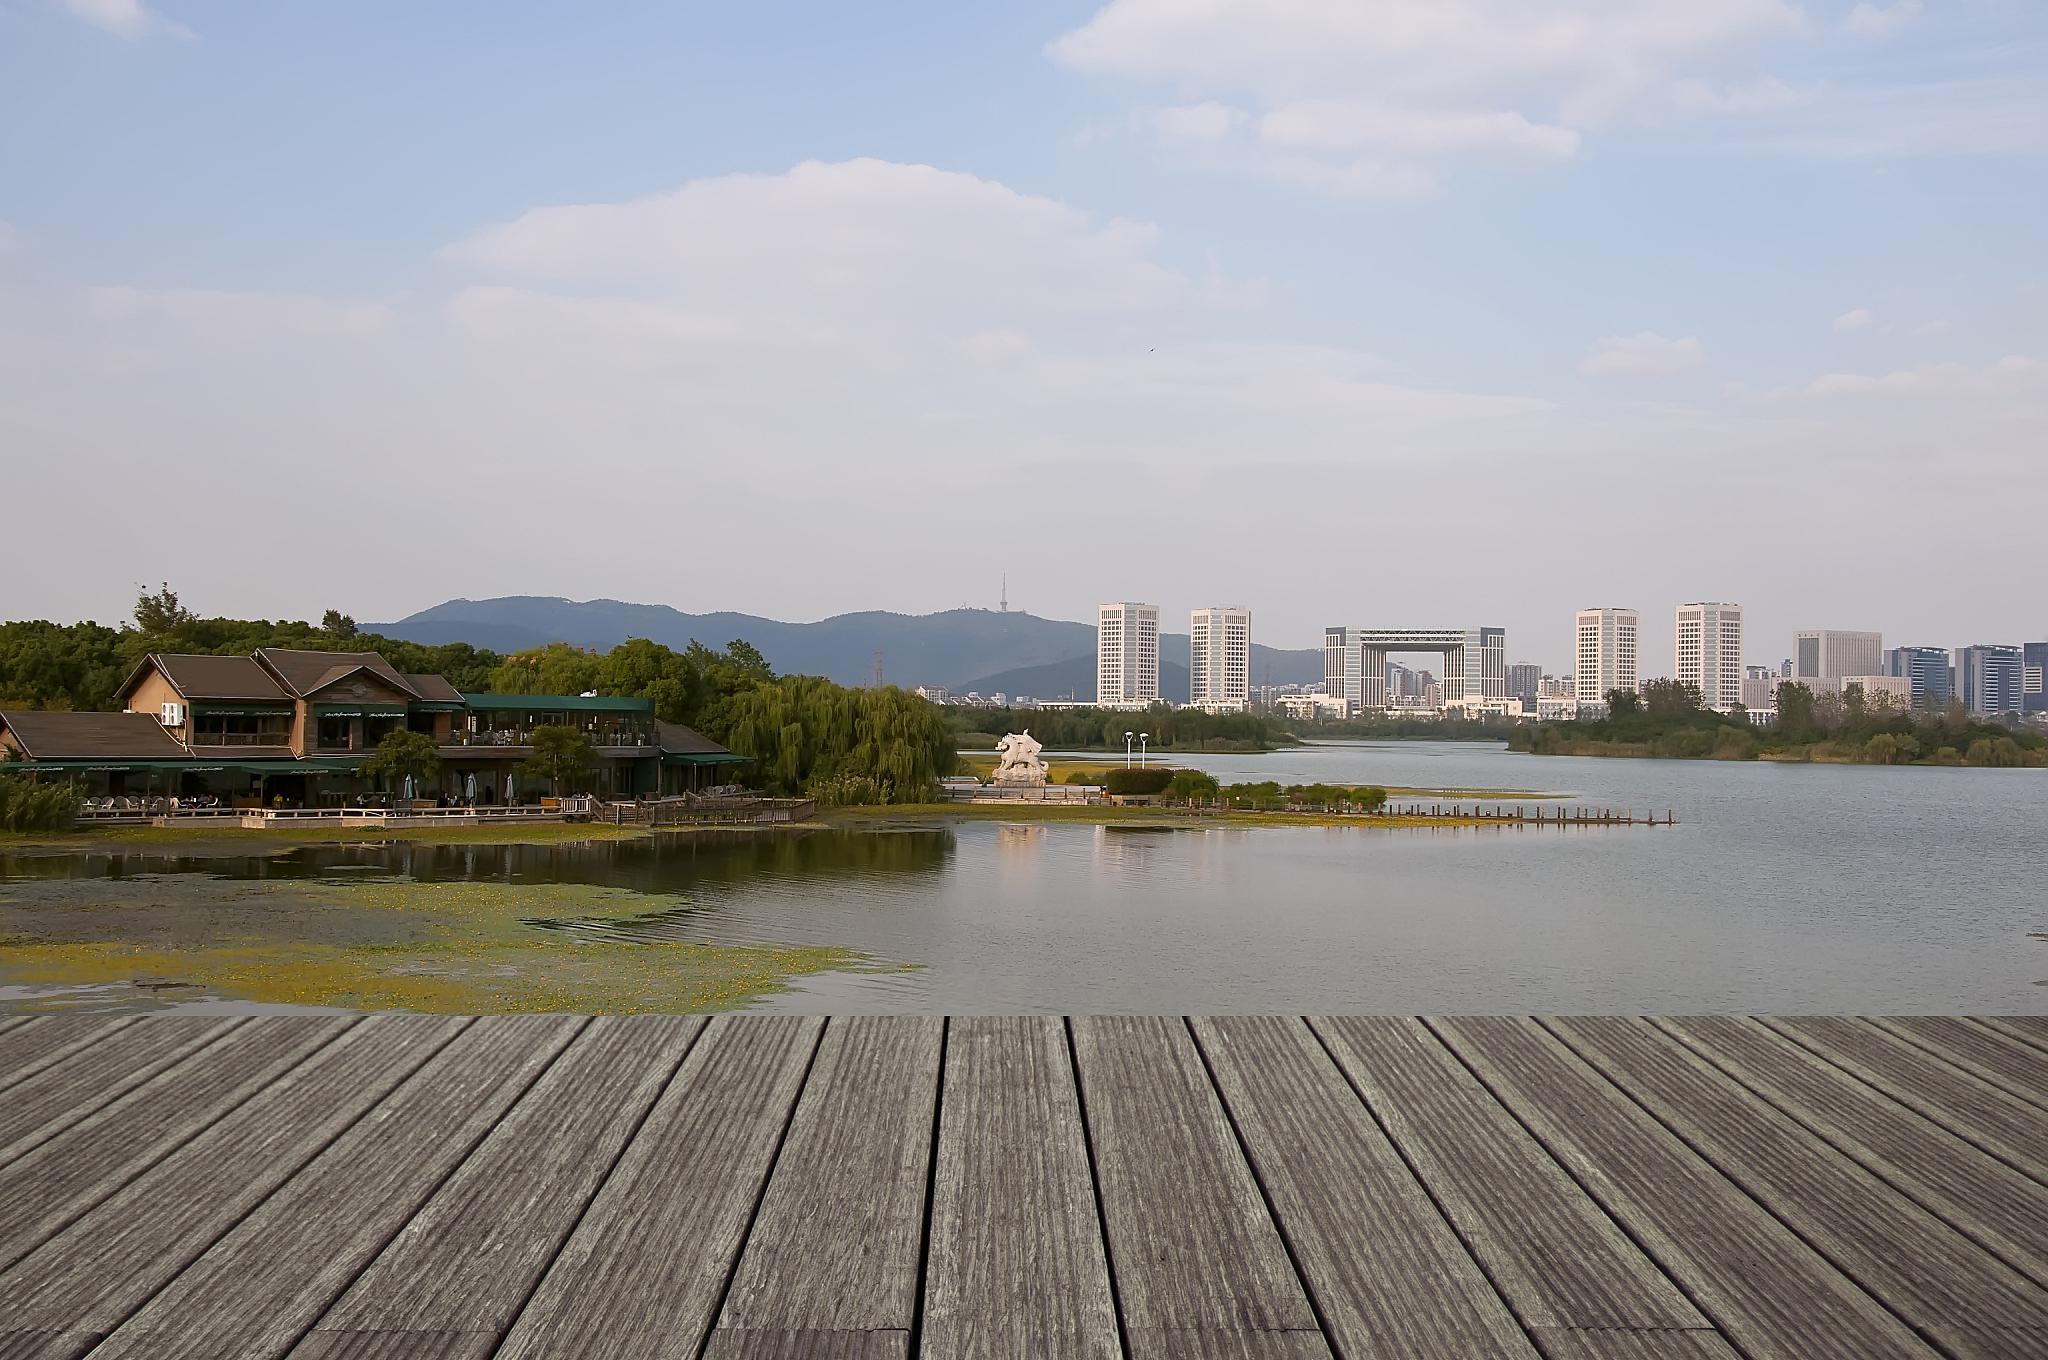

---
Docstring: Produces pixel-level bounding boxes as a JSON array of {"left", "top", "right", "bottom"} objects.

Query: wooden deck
[{"left": 0, "top": 1015, "right": 2043, "bottom": 1359}]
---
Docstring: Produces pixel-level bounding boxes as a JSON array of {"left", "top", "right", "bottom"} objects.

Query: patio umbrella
[
  {"left": 402, "top": 775, "right": 414, "bottom": 802},
  {"left": 464, "top": 773, "right": 477, "bottom": 804},
  {"left": 504, "top": 772, "right": 516, "bottom": 804}
]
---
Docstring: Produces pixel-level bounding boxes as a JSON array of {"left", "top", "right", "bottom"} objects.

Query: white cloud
[
  {"left": 1667, "top": 76, "right": 1808, "bottom": 117},
  {"left": 1797, "top": 354, "right": 2042, "bottom": 398},
  {"left": 1260, "top": 101, "right": 1579, "bottom": 161},
  {"left": 446, "top": 159, "right": 1191, "bottom": 332},
  {"left": 61, "top": 0, "right": 191, "bottom": 40},
  {"left": 1579, "top": 332, "right": 1706, "bottom": 377},
  {"left": 85, "top": 286, "right": 396, "bottom": 339},
  {"left": 1844, "top": 1, "right": 1921, "bottom": 41},
  {"left": 1051, "top": 0, "right": 1801, "bottom": 194},
  {"left": 1834, "top": 307, "right": 1874, "bottom": 332},
  {"left": 1146, "top": 102, "right": 1245, "bottom": 143}
]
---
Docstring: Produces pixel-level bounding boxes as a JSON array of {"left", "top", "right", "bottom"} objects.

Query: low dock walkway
[{"left": 0, "top": 1013, "right": 2043, "bottom": 1358}]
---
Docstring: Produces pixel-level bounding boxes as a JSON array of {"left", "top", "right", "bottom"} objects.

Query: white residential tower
[
  {"left": 1189, "top": 608, "right": 1251, "bottom": 712},
  {"left": 1096, "top": 602, "right": 1160, "bottom": 709},
  {"left": 1675, "top": 602, "right": 1744, "bottom": 712},
  {"left": 1574, "top": 608, "right": 1639, "bottom": 705}
]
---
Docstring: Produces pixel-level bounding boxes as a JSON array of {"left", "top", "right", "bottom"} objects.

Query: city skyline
[{"left": 3, "top": 4, "right": 2044, "bottom": 651}]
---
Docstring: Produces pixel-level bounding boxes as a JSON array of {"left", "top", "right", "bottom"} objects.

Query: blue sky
[{"left": 2, "top": 1, "right": 2043, "bottom": 671}]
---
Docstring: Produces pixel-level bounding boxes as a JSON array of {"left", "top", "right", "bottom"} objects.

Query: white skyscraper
[
  {"left": 1097, "top": 602, "right": 1160, "bottom": 709},
  {"left": 1792, "top": 630, "right": 1884, "bottom": 681},
  {"left": 1574, "top": 607, "right": 1639, "bottom": 704},
  {"left": 1675, "top": 602, "right": 1744, "bottom": 711},
  {"left": 1189, "top": 607, "right": 1251, "bottom": 711}
]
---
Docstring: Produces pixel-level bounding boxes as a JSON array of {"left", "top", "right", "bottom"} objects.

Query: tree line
[
  {"left": 947, "top": 704, "right": 1290, "bottom": 752},
  {"left": 1, "top": 588, "right": 957, "bottom": 803},
  {"left": 1511, "top": 678, "right": 2046, "bottom": 767}
]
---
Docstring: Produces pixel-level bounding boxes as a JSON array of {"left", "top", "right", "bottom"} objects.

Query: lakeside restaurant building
[{"left": 0, "top": 646, "right": 743, "bottom": 805}]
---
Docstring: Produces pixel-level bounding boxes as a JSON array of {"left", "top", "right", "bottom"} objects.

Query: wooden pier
[{"left": 0, "top": 1013, "right": 2043, "bottom": 1358}]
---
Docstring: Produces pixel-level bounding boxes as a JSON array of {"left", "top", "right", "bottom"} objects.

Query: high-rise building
[
  {"left": 1507, "top": 663, "right": 1542, "bottom": 703},
  {"left": 1955, "top": 644, "right": 2023, "bottom": 717},
  {"left": 1741, "top": 674, "right": 1780, "bottom": 711},
  {"left": 1886, "top": 646, "right": 1954, "bottom": 706},
  {"left": 2025, "top": 641, "right": 2048, "bottom": 715},
  {"left": 1096, "top": 602, "right": 1159, "bottom": 709},
  {"left": 1793, "top": 630, "right": 1884, "bottom": 681},
  {"left": 1675, "top": 603, "right": 1743, "bottom": 711},
  {"left": 1188, "top": 607, "right": 1251, "bottom": 712},
  {"left": 1574, "top": 607, "right": 1639, "bottom": 705},
  {"left": 1323, "top": 626, "right": 1505, "bottom": 711}
]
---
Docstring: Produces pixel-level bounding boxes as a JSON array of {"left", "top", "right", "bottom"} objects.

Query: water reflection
[{"left": 0, "top": 827, "right": 957, "bottom": 896}]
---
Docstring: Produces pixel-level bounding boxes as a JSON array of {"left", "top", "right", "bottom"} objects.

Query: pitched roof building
[{"left": 2, "top": 645, "right": 740, "bottom": 805}]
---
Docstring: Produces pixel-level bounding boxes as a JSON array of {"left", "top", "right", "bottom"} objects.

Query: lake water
[{"left": 3, "top": 741, "right": 2043, "bottom": 1012}]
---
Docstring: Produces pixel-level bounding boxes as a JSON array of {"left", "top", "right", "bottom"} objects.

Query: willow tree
[{"left": 722, "top": 678, "right": 955, "bottom": 803}]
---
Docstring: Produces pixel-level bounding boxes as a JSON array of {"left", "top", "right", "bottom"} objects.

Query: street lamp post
[
  {"left": 1124, "top": 731, "right": 1135, "bottom": 767},
  {"left": 1139, "top": 732, "right": 1149, "bottom": 766}
]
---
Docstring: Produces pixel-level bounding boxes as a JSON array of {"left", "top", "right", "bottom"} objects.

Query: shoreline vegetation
[
  {"left": 0, "top": 875, "right": 875, "bottom": 1014},
  {"left": 949, "top": 753, "right": 1560, "bottom": 800},
  {"left": 1511, "top": 679, "right": 2046, "bottom": 767}
]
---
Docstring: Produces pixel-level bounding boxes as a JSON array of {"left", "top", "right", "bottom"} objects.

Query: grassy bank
[
  {"left": 0, "top": 821, "right": 653, "bottom": 856},
  {"left": 0, "top": 876, "right": 874, "bottom": 1013}
]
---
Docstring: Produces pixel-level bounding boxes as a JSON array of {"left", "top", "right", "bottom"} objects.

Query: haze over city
[{"left": 4, "top": 1, "right": 2044, "bottom": 665}]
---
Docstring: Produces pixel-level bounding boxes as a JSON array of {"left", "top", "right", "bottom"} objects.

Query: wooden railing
[{"left": 603, "top": 796, "right": 816, "bottom": 827}]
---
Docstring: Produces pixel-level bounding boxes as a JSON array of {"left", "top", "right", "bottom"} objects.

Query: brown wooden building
[{"left": 0, "top": 646, "right": 741, "bottom": 805}]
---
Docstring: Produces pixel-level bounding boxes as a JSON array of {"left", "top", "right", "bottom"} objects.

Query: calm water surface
[{"left": 3, "top": 741, "right": 2042, "bottom": 1012}]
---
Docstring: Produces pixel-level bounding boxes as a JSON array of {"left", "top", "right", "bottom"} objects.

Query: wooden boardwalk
[{"left": 0, "top": 1015, "right": 2043, "bottom": 1359}]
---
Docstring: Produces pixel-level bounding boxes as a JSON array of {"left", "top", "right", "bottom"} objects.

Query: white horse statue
[{"left": 992, "top": 730, "right": 1049, "bottom": 786}]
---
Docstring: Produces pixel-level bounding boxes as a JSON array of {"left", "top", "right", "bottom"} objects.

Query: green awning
[
  {"left": 662, "top": 752, "right": 747, "bottom": 765},
  {"left": 461, "top": 693, "right": 654, "bottom": 713},
  {"left": 313, "top": 703, "right": 409, "bottom": 718},
  {"left": 190, "top": 704, "right": 294, "bottom": 717}
]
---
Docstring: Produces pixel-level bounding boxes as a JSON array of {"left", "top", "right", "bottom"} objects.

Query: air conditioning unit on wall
[{"left": 159, "top": 702, "right": 184, "bottom": 726}]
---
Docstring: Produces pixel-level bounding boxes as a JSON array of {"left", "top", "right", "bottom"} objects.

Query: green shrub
[
  {"left": 0, "top": 773, "right": 80, "bottom": 833},
  {"left": 805, "top": 772, "right": 892, "bottom": 806},
  {"left": 1224, "top": 780, "right": 1284, "bottom": 810},
  {"left": 1350, "top": 786, "right": 1389, "bottom": 812},
  {"left": 1164, "top": 770, "right": 1220, "bottom": 803},
  {"left": 1101, "top": 767, "right": 1174, "bottom": 796}
]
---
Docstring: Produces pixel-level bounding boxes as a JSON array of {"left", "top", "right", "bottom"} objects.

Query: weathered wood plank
[
  {"left": 701, "top": 1016, "right": 944, "bottom": 1360},
  {"left": 1072, "top": 1015, "right": 1329, "bottom": 1360},
  {"left": 1760, "top": 1017, "right": 2048, "bottom": 1182},
  {"left": 492, "top": 1015, "right": 822, "bottom": 1360},
  {"left": 1310, "top": 1017, "right": 1723, "bottom": 1347},
  {"left": 286, "top": 1015, "right": 704, "bottom": 1360},
  {"left": 0, "top": 1016, "right": 355, "bottom": 1274},
  {"left": 920, "top": 1015, "right": 1118, "bottom": 1360},
  {"left": 1977, "top": 1017, "right": 2048, "bottom": 1051},
  {"left": 0, "top": 1016, "right": 135, "bottom": 1089},
  {"left": 1194, "top": 1015, "right": 1537, "bottom": 1358},
  {"left": 1656, "top": 1016, "right": 2048, "bottom": 1283},
  {"left": 83, "top": 1015, "right": 581, "bottom": 1360},
  {"left": 1432, "top": 1016, "right": 1939, "bottom": 1360},
  {"left": 1871, "top": 1018, "right": 2048, "bottom": 1110},
  {"left": 0, "top": 1014, "right": 469, "bottom": 1360},
  {"left": 1550, "top": 1016, "right": 2048, "bottom": 1359},
  {"left": 0, "top": 1017, "right": 240, "bottom": 1163}
]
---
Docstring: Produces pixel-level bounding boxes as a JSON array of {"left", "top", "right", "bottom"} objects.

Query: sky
[{"left": 1, "top": 0, "right": 2044, "bottom": 673}]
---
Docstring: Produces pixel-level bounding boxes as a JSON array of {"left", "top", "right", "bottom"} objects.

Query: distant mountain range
[{"left": 367, "top": 596, "right": 1324, "bottom": 700}]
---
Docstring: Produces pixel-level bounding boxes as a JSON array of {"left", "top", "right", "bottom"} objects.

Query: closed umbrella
[
  {"left": 402, "top": 775, "right": 414, "bottom": 803},
  {"left": 504, "top": 772, "right": 516, "bottom": 805},
  {"left": 464, "top": 773, "right": 477, "bottom": 805}
]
